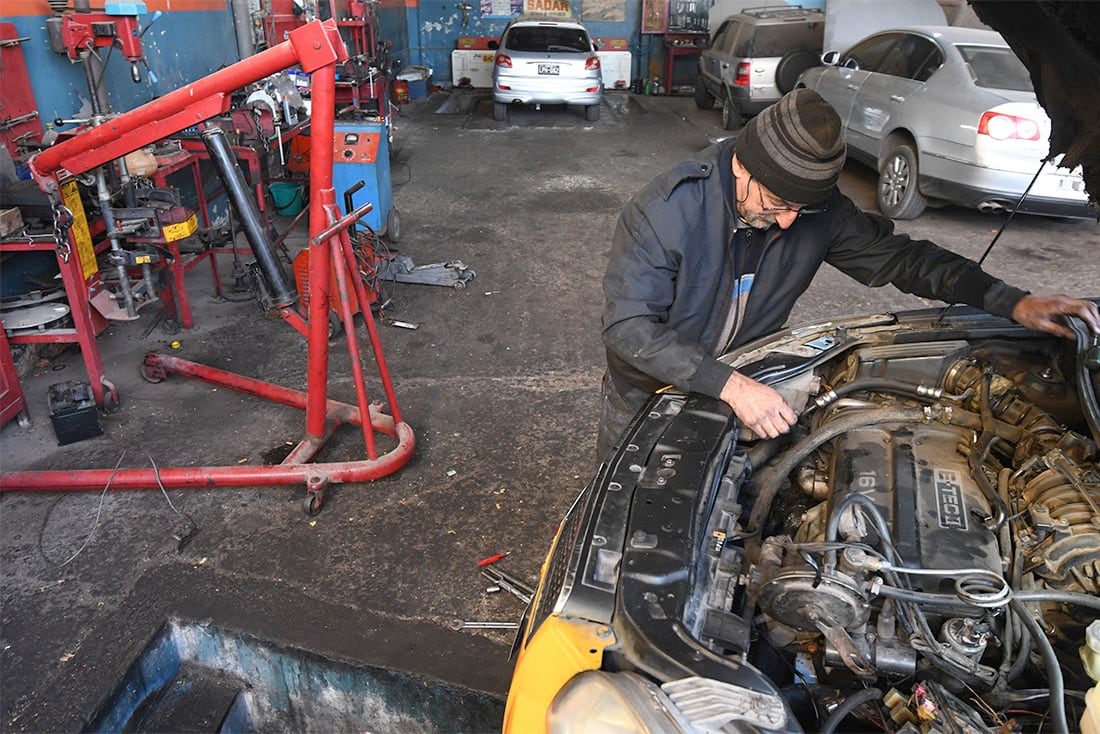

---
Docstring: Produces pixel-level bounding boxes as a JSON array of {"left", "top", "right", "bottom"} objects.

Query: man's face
[
  {"left": 737, "top": 175, "right": 805, "bottom": 230},
  {"left": 732, "top": 156, "right": 813, "bottom": 230}
]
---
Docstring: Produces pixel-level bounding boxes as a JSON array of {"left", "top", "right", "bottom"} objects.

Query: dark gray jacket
[{"left": 602, "top": 139, "right": 1027, "bottom": 399}]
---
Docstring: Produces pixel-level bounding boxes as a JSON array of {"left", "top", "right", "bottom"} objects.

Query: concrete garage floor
[{"left": 2, "top": 90, "right": 1098, "bottom": 731}]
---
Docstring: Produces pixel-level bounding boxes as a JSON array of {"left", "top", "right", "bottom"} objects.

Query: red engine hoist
[{"left": 0, "top": 20, "right": 413, "bottom": 514}]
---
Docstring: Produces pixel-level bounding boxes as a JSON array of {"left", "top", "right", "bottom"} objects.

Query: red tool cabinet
[{"left": 0, "top": 328, "right": 30, "bottom": 429}]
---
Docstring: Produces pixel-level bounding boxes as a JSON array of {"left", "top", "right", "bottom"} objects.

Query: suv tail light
[
  {"left": 585, "top": 56, "right": 601, "bottom": 70},
  {"left": 978, "top": 111, "right": 1040, "bottom": 141},
  {"left": 495, "top": 54, "right": 512, "bottom": 68},
  {"left": 734, "top": 61, "right": 751, "bottom": 86}
]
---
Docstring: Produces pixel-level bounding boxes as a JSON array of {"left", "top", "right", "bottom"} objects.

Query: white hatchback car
[{"left": 491, "top": 16, "right": 603, "bottom": 122}]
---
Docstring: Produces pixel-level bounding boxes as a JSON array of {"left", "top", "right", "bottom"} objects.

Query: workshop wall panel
[
  {"left": 3, "top": 4, "right": 239, "bottom": 134},
  {"left": 377, "top": 0, "right": 411, "bottom": 71},
  {"left": 408, "top": 0, "right": 643, "bottom": 87}
]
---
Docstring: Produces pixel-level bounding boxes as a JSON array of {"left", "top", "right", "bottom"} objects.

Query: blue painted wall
[
  {"left": 402, "top": 0, "right": 648, "bottom": 85},
  {"left": 377, "top": 1, "right": 410, "bottom": 68},
  {"left": 3, "top": 7, "right": 238, "bottom": 132},
  {"left": 6, "top": 0, "right": 831, "bottom": 126}
]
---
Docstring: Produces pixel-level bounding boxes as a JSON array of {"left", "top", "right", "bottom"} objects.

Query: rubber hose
[
  {"left": 1009, "top": 599, "right": 1068, "bottom": 734},
  {"left": 1013, "top": 589, "right": 1100, "bottom": 611},
  {"left": 1006, "top": 618, "right": 1033, "bottom": 683},
  {"left": 1070, "top": 315, "right": 1100, "bottom": 445},
  {"left": 820, "top": 688, "right": 883, "bottom": 734},
  {"left": 747, "top": 407, "right": 927, "bottom": 554},
  {"left": 967, "top": 369, "right": 1009, "bottom": 530},
  {"left": 826, "top": 493, "right": 894, "bottom": 551}
]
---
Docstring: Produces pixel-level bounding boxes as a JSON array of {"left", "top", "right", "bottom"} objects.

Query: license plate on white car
[{"left": 538, "top": 64, "right": 560, "bottom": 75}]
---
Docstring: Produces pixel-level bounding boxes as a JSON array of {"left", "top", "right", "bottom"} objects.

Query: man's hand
[
  {"left": 1012, "top": 295, "right": 1100, "bottom": 339},
  {"left": 720, "top": 371, "right": 798, "bottom": 438}
]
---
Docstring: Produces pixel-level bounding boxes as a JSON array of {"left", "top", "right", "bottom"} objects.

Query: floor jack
[
  {"left": 330, "top": 119, "right": 476, "bottom": 290},
  {"left": 1, "top": 20, "right": 414, "bottom": 514}
]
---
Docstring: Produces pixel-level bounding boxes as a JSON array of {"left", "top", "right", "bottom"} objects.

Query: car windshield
[
  {"left": 956, "top": 45, "right": 1032, "bottom": 91},
  {"left": 505, "top": 26, "right": 590, "bottom": 53},
  {"left": 741, "top": 23, "right": 822, "bottom": 56}
]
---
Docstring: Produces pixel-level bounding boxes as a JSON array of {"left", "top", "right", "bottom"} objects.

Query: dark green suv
[{"left": 695, "top": 5, "right": 824, "bottom": 129}]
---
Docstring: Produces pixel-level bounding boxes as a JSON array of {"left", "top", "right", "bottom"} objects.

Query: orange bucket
[{"left": 392, "top": 79, "right": 409, "bottom": 104}]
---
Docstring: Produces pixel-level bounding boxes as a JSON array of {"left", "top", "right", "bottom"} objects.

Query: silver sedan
[{"left": 798, "top": 25, "right": 1094, "bottom": 220}]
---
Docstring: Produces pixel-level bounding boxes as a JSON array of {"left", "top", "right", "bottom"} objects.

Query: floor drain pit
[{"left": 86, "top": 618, "right": 504, "bottom": 732}]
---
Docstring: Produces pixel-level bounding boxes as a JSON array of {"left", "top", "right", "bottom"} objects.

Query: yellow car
[{"left": 505, "top": 307, "right": 1100, "bottom": 734}]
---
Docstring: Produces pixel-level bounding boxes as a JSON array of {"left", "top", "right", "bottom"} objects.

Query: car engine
[{"left": 695, "top": 318, "right": 1100, "bottom": 732}]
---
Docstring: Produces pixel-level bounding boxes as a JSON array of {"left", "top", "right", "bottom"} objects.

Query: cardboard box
[{"left": 0, "top": 208, "right": 23, "bottom": 238}]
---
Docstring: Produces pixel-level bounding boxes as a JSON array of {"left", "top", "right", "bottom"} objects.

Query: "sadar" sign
[{"left": 524, "top": 0, "right": 571, "bottom": 16}]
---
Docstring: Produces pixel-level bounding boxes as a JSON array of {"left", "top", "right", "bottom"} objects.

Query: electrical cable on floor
[
  {"left": 38, "top": 451, "right": 126, "bottom": 568},
  {"left": 391, "top": 160, "right": 413, "bottom": 187},
  {"left": 36, "top": 449, "right": 200, "bottom": 567},
  {"left": 142, "top": 449, "right": 199, "bottom": 551}
]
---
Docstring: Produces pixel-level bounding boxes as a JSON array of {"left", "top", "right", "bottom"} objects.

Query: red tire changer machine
[{"left": 2, "top": 20, "right": 413, "bottom": 513}]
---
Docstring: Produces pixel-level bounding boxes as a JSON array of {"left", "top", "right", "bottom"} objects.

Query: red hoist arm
[{"left": 30, "top": 19, "right": 346, "bottom": 186}]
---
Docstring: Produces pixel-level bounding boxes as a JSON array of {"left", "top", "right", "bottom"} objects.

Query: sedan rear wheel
[
  {"left": 878, "top": 141, "right": 928, "bottom": 219},
  {"left": 493, "top": 101, "right": 509, "bottom": 122},
  {"left": 585, "top": 103, "right": 600, "bottom": 121}
]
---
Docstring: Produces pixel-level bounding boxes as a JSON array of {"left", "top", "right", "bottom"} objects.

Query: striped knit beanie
[{"left": 737, "top": 89, "right": 846, "bottom": 204}]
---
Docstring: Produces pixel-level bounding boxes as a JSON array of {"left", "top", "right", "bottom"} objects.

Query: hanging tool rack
[{"left": 1, "top": 20, "right": 414, "bottom": 514}]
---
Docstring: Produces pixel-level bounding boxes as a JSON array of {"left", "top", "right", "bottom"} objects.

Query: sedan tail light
[
  {"left": 734, "top": 61, "right": 750, "bottom": 86},
  {"left": 978, "top": 111, "right": 1041, "bottom": 141},
  {"left": 495, "top": 54, "right": 512, "bottom": 68},
  {"left": 585, "top": 56, "right": 601, "bottom": 70}
]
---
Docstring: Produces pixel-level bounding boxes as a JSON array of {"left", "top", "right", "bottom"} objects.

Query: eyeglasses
[{"left": 752, "top": 176, "right": 827, "bottom": 217}]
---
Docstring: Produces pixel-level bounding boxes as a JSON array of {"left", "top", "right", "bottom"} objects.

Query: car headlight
[
  {"left": 547, "top": 671, "right": 688, "bottom": 734},
  {"left": 547, "top": 671, "right": 792, "bottom": 733}
]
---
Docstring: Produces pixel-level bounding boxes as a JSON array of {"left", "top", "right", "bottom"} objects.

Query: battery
[{"left": 47, "top": 381, "right": 103, "bottom": 446}]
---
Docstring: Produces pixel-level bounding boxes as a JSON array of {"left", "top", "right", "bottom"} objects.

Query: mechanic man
[{"left": 598, "top": 88, "right": 1100, "bottom": 457}]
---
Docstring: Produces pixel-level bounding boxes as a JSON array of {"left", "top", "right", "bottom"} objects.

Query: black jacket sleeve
[{"left": 822, "top": 194, "right": 1029, "bottom": 318}]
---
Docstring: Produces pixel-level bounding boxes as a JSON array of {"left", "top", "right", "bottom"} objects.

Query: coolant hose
[
  {"left": 1009, "top": 598, "right": 1068, "bottom": 734},
  {"left": 820, "top": 688, "right": 883, "bottom": 734},
  {"left": 1012, "top": 589, "right": 1100, "bottom": 610},
  {"left": 748, "top": 407, "right": 927, "bottom": 550},
  {"left": 972, "top": 369, "right": 1009, "bottom": 531},
  {"left": 1070, "top": 315, "right": 1100, "bottom": 446}
]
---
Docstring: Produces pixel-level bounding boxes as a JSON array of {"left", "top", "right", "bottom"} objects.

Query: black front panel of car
[{"left": 594, "top": 393, "right": 794, "bottom": 711}]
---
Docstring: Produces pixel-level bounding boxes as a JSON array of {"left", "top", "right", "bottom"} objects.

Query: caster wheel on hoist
[
  {"left": 327, "top": 311, "right": 343, "bottom": 341},
  {"left": 304, "top": 491, "right": 324, "bottom": 516},
  {"left": 140, "top": 361, "right": 166, "bottom": 384}
]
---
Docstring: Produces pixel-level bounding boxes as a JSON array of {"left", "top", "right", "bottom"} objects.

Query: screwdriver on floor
[{"left": 477, "top": 551, "right": 511, "bottom": 567}]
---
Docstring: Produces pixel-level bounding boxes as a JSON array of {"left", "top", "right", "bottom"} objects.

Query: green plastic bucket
[{"left": 270, "top": 182, "right": 304, "bottom": 216}]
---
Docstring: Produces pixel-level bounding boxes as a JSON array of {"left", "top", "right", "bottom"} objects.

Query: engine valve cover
[{"left": 828, "top": 424, "right": 1001, "bottom": 593}]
